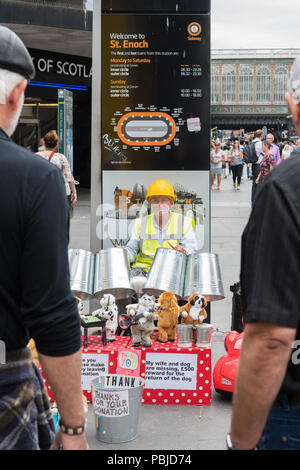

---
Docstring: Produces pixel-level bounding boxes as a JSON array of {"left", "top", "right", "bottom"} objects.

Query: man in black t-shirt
[
  {"left": 0, "top": 26, "right": 87, "bottom": 450},
  {"left": 227, "top": 57, "right": 300, "bottom": 451}
]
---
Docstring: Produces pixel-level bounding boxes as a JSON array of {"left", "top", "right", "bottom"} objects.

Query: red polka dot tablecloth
[{"left": 41, "top": 334, "right": 211, "bottom": 406}]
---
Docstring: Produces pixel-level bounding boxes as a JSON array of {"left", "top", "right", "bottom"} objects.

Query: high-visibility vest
[{"left": 132, "top": 212, "right": 193, "bottom": 271}]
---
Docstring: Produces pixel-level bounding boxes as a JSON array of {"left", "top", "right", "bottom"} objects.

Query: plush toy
[
  {"left": 156, "top": 292, "right": 179, "bottom": 343},
  {"left": 28, "top": 338, "right": 39, "bottom": 366},
  {"left": 178, "top": 293, "right": 208, "bottom": 341},
  {"left": 93, "top": 293, "right": 118, "bottom": 342},
  {"left": 75, "top": 296, "right": 84, "bottom": 317},
  {"left": 126, "top": 294, "right": 158, "bottom": 348}
]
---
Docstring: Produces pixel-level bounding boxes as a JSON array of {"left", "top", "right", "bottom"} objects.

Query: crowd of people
[{"left": 210, "top": 132, "right": 300, "bottom": 201}]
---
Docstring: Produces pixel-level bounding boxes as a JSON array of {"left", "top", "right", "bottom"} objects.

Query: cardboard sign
[
  {"left": 145, "top": 353, "right": 198, "bottom": 390},
  {"left": 81, "top": 354, "right": 109, "bottom": 391},
  {"left": 93, "top": 388, "right": 129, "bottom": 418},
  {"left": 116, "top": 349, "right": 141, "bottom": 377}
]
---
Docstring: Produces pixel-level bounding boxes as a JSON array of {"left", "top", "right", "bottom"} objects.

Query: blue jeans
[{"left": 258, "top": 393, "right": 300, "bottom": 450}]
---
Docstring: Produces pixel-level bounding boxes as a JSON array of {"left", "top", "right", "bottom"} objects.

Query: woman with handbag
[
  {"left": 36, "top": 130, "right": 77, "bottom": 207},
  {"left": 228, "top": 140, "right": 243, "bottom": 190}
]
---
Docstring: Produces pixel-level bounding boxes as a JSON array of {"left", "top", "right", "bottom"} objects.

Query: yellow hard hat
[{"left": 146, "top": 179, "right": 175, "bottom": 203}]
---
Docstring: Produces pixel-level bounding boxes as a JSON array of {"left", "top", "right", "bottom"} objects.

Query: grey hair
[
  {"left": 0, "top": 68, "right": 24, "bottom": 105},
  {"left": 287, "top": 57, "right": 300, "bottom": 104}
]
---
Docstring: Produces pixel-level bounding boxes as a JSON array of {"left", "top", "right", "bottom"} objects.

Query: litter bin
[
  {"left": 230, "top": 282, "right": 244, "bottom": 333},
  {"left": 91, "top": 374, "right": 145, "bottom": 444}
]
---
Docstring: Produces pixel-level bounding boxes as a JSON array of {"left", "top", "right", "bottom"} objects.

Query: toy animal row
[{"left": 76, "top": 292, "right": 207, "bottom": 347}]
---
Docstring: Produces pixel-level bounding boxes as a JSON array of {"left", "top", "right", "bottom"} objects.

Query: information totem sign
[
  {"left": 95, "top": 0, "right": 211, "bottom": 251},
  {"left": 58, "top": 88, "right": 74, "bottom": 171}
]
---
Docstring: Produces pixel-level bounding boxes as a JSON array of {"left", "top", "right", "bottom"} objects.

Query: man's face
[
  {"left": 266, "top": 135, "right": 274, "bottom": 144},
  {"left": 150, "top": 197, "right": 172, "bottom": 218}
]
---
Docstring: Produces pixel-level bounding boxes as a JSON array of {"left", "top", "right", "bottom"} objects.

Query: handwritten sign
[{"left": 93, "top": 389, "right": 129, "bottom": 418}]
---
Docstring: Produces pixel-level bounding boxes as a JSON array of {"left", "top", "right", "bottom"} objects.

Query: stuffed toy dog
[
  {"left": 178, "top": 293, "right": 208, "bottom": 340},
  {"left": 93, "top": 293, "right": 118, "bottom": 342},
  {"left": 157, "top": 292, "right": 179, "bottom": 343},
  {"left": 127, "top": 294, "right": 158, "bottom": 347}
]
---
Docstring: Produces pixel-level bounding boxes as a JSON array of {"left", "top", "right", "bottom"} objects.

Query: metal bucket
[
  {"left": 91, "top": 375, "right": 145, "bottom": 444},
  {"left": 196, "top": 323, "right": 213, "bottom": 347},
  {"left": 93, "top": 248, "right": 135, "bottom": 300},
  {"left": 142, "top": 248, "right": 186, "bottom": 299},
  {"left": 68, "top": 249, "right": 95, "bottom": 300},
  {"left": 183, "top": 252, "right": 225, "bottom": 301},
  {"left": 176, "top": 324, "right": 194, "bottom": 347},
  {"left": 130, "top": 268, "right": 147, "bottom": 296}
]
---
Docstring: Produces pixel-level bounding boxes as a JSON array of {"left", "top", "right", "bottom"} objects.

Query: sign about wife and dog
[{"left": 145, "top": 353, "right": 198, "bottom": 390}]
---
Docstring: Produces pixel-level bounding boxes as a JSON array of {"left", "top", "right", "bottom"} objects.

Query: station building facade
[{"left": 211, "top": 49, "right": 300, "bottom": 138}]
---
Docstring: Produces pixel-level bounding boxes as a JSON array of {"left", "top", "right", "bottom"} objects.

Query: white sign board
[
  {"left": 81, "top": 353, "right": 109, "bottom": 391},
  {"left": 93, "top": 389, "right": 129, "bottom": 418},
  {"left": 145, "top": 353, "right": 198, "bottom": 390}
]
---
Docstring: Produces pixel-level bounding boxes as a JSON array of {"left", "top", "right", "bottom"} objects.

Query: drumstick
[
  {"left": 107, "top": 235, "right": 117, "bottom": 247},
  {"left": 167, "top": 241, "right": 176, "bottom": 250}
]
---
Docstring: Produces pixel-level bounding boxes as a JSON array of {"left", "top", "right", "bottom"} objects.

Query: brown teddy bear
[
  {"left": 178, "top": 293, "right": 208, "bottom": 341},
  {"left": 157, "top": 292, "right": 179, "bottom": 343}
]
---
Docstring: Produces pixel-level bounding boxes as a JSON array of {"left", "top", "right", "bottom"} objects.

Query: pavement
[{"left": 69, "top": 169, "right": 253, "bottom": 451}]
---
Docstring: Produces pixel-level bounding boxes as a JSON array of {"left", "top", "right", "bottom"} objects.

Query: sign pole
[{"left": 90, "top": 0, "right": 102, "bottom": 254}]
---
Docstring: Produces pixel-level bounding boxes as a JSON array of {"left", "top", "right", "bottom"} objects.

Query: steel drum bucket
[
  {"left": 196, "top": 323, "right": 213, "bottom": 347},
  {"left": 93, "top": 248, "right": 135, "bottom": 300},
  {"left": 142, "top": 248, "right": 186, "bottom": 299},
  {"left": 68, "top": 249, "right": 95, "bottom": 300},
  {"left": 130, "top": 268, "right": 147, "bottom": 296},
  {"left": 176, "top": 324, "right": 194, "bottom": 348},
  {"left": 183, "top": 252, "right": 225, "bottom": 301}
]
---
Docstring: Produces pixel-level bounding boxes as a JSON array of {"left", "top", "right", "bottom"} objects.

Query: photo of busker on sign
[
  {"left": 124, "top": 179, "right": 197, "bottom": 272},
  {"left": 102, "top": 170, "right": 210, "bottom": 258}
]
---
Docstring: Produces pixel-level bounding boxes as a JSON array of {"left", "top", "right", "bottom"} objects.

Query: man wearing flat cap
[{"left": 0, "top": 26, "right": 88, "bottom": 450}]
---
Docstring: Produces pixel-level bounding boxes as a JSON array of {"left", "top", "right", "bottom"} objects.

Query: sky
[
  {"left": 211, "top": 0, "right": 300, "bottom": 50},
  {"left": 85, "top": 0, "right": 300, "bottom": 51}
]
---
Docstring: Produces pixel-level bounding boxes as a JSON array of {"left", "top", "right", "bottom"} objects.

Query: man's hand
[
  {"left": 50, "top": 429, "right": 89, "bottom": 450},
  {"left": 174, "top": 245, "right": 186, "bottom": 254}
]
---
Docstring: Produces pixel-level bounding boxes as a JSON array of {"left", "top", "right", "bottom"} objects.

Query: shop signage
[{"left": 31, "top": 56, "right": 92, "bottom": 78}]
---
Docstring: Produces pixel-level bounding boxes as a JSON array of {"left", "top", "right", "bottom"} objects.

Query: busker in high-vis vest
[{"left": 124, "top": 179, "right": 198, "bottom": 271}]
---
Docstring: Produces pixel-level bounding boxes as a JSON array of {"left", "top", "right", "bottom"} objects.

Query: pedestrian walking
[
  {"left": 228, "top": 140, "right": 243, "bottom": 190},
  {"left": 254, "top": 140, "right": 275, "bottom": 201},
  {"left": 210, "top": 142, "right": 224, "bottom": 190},
  {"left": 281, "top": 143, "right": 293, "bottom": 161},
  {"left": 226, "top": 56, "right": 300, "bottom": 451},
  {"left": 0, "top": 26, "right": 88, "bottom": 450},
  {"left": 250, "top": 130, "right": 264, "bottom": 205},
  {"left": 37, "top": 130, "right": 77, "bottom": 208},
  {"left": 266, "top": 133, "right": 281, "bottom": 166}
]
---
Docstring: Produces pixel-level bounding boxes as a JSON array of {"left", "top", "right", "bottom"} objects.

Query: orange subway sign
[{"left": 117, "top": 112, "right": 177, "bottom": 147}]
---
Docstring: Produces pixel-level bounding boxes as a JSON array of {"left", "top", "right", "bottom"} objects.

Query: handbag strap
[{"left": 48, "top": 151, "right": 56, "bottom": 162}]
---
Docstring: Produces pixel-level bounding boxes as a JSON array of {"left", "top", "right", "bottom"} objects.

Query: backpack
[{"left": 243, "top": 142, "right": 258, "bottom": 164}]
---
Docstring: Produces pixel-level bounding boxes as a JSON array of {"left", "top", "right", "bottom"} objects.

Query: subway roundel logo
[{"left": 187, "top": 22, "right": 202, "bottom": 40}]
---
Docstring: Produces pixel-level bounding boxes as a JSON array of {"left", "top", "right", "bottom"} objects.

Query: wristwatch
[
  {"left": 226, "top": 433, "right": 237, "bottom": 450},
  {"left": 226, "top": 433, "right": 257, "bottom": 450},
  {"left": 59, "top": 419, "right": 85, "bottom": 436}
]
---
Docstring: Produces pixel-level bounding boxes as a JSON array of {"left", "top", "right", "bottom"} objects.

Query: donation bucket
[
  {"left": 183, "top": 252, "right": 225, "bottom": 301},
  {"left": 91, "top": 374, "right": 145, "bottom": 444},
  {"left": 93, "top": 248, "right": 135, "bottom": 300},
  {"left": 196, "top": 324, "right": 213, "bottom": 348},
  {"left": 176, "top": 324, "right": 194, "bottom": 347},
  {"left": 68, "top": 249, "right": 95, "bottom": 300},
  {"left": 142, "top": 248, "right": 186, "bottom": 299}
]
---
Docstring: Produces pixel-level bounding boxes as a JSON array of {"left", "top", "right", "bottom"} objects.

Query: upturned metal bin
[
  {"left": 91, "top": 375, "right": 145, "bottom": 444},
  {"left": 68, "top": 249, "right": 95, "bottom": 300}
]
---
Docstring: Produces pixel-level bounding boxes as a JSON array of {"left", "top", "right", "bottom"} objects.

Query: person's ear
[
  {"left": 7, "top": 79, "right": 27, "bottom": 111},
  {"left": 286, "top": 92, "right": 300, "bottom": 131}
]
